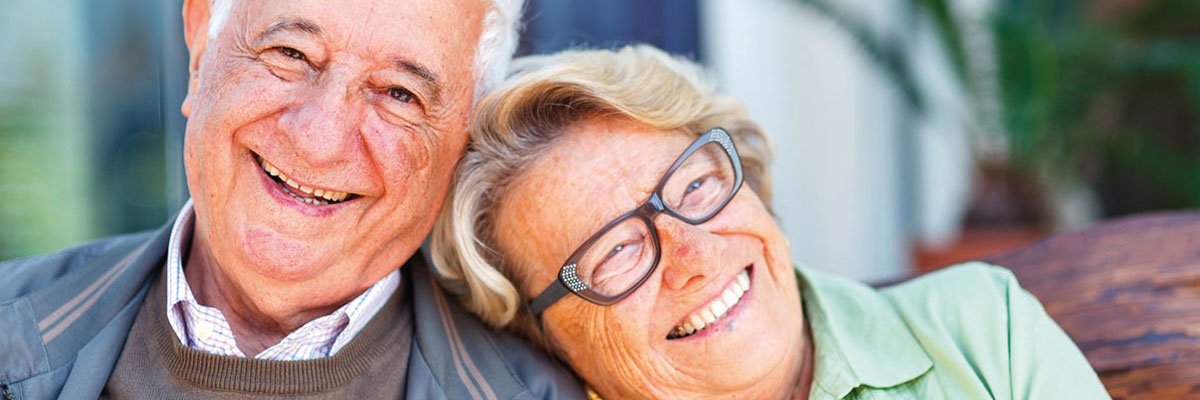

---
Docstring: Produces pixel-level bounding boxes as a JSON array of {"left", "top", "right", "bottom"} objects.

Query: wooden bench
[{"left": 984, "top": 212, "right": 1200, "bottom": 399}]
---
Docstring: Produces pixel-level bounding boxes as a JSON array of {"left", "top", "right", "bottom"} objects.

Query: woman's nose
[
  {"left": 278, "top": 80, "right": 363, "bottom": 168},
  {"left": 656, "top": 217, "right": 725, "bottom": 293}
]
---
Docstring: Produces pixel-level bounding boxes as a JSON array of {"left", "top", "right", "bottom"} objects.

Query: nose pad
[
  {"left": 656, "top": 218, "right": 723, "bottom": 292},
  {"left": 277, "top": 81, "right": 362, "bottom": 168}
]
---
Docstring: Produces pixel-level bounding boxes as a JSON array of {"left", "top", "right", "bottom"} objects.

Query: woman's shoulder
[
  {"left": 798, "top": 262, "right": 1106, "bottom": 398},
  {"left": 878, "top": 262, "right": 1108, "bottom": 398},
  {"left": 879, "top": 261, "right": 1028, "bottom": 343},
  {"left": 881, "top": 261, "right": 1022, "bottom": 310},
  {"left": 799, "top": 262, "right": 1027, "bottom": 362}
]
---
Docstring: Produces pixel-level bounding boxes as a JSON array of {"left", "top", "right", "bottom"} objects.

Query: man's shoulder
[
  {"left": 0, "top": 226, "right": 170, "bottom": 399},
  {"left": 405, "top": 256, "right": 584, "bottom": 400},
  {"left": 0, "top": 230, "right": 161, "bottom": 301}
]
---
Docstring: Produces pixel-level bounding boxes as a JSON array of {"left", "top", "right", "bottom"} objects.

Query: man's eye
[
  {"left": 277, "top": 46, "right": 306, "bottom": 61},
  {"left": 388, "top": 87, "right": 416, "bottom": 103}
]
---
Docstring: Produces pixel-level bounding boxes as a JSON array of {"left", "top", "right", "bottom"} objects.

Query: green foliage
[
  {"left": 790, "top": 0, "right": 1200, "bottom": 216},
  {"left": 992, "top": 0, "right": 1200, "bottom": 214}
]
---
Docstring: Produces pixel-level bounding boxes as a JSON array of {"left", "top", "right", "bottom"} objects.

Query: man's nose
[
  {"left": 657, "top": 217, "right": 725, "bottom": 293},
  {"left": 278, "top": 79, "right": 362, "bottom": 168}
]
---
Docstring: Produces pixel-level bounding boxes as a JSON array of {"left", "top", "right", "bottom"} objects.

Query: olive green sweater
[{"left": 102, "top": 271, "right": 413, "bottom": 399}]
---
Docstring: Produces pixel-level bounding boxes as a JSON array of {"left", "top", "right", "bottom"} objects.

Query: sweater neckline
[{"left": 142, "top": 269, "right": 413, "bottom": 395}]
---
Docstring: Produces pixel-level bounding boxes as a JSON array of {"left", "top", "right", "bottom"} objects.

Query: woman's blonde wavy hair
[{"left": 430, "top": 45, "right": 774, "bottom": 350}]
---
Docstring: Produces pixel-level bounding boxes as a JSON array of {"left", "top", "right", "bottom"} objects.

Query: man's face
[{"left": 181, "top": 0, "right": 484, "bottom": 304}]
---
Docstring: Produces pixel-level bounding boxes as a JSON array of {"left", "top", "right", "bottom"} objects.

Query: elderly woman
[{"left": 431, "top": 46, "right": 1108, "bottom": 399}]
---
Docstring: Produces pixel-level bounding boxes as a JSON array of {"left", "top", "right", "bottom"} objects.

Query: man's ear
[{"left": 181, "top": 0, "right": 213, "bottom": 118}]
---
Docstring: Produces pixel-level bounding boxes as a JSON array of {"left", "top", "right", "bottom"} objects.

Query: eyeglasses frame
[{"left": 527, "top": 127, "right": 745, "bottom": 316}]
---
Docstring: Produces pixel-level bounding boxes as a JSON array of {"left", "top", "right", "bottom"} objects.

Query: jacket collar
[
  {"left": 5, "top": 201, "right": 575, "bottom": 399},
  {"left": 798, "top": 267, "right": 932, "bottom": 399},
  {"left": 407, "top": 250, "right": 582, "bottom": 400},
  {"left": 29, "top": 217, "right": 172, "bottom": 370}
]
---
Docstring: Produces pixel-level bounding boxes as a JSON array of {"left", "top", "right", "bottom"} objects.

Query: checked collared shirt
[{"left": 163, "top": 200, "right": 400, "bottom": 360}]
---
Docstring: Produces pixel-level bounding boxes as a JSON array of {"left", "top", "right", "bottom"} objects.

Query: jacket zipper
[{"left": 1, "top": 383, "right": 14, "bottom": 400}]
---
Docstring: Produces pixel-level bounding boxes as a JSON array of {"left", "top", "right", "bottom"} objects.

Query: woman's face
[{"left": 494, "top": 118, "right": 807, "bottom": 399}]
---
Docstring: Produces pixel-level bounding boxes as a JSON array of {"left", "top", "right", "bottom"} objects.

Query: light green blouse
[{"left": 800, "top": 262, "right": 1109, "bottom": 400}]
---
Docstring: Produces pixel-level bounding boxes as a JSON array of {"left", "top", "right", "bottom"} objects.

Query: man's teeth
[
  {"left": 259, "top": 158, "right": 350, "bottom": 203},
  {"left": 671, "top": 269, "right": 751, "bottom": 339}
]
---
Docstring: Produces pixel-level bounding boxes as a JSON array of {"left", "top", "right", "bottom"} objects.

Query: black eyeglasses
[{"left": 528, "top": 128, "right": 745, "bottom": 315}]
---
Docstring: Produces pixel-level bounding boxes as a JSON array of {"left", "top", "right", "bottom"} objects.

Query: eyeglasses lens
[
  {"left": 661, "top": 141, "right": 738, "bottom": 221},
  {"left": 573, "top": 141, "right": 736, "bottom": 296},
  {"left": 574, "top": 217, "right": 657, "bottom": 296}
]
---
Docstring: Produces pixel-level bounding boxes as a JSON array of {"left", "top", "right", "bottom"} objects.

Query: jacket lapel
[
  {"left": 406, "top": 251, "right": 584, "bottom": 400},
  {"left": 407, "top": 254, "right": 511, "bottom": 400},
  {"left": 29, "top": 222, "right": 170, "bottom": 368},
  {"left": 0, "top": 219, "right": 171, "bottom": 398}
]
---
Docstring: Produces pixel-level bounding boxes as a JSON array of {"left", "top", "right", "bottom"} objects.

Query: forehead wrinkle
[
  {"left": 544, "top": 133, "right": 670, "bottom": 247},
  {"left": 353, "top": 1, "right": 446, "bottom": 107},
  {"left": 493, "top": 168, "right": 578, "bottom": 293},
  {"left": 564, "top": 147, "right": 642, "bottom": 225},
  {"left": 605, "top": 136, "right": 681, "bottom": 205},
  {"left": 497, "top": 153, "right": 598, "bottom": 272}
]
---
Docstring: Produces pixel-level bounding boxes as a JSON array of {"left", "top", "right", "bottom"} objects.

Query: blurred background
[{"left": 2, "top": 0, "right": 1197, "bottom": 282}]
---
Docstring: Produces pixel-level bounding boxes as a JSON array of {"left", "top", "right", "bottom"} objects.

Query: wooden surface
[
  {"left": 984, "top": 211, "right": 1200, "bottom": 399},
  {"left": 913, "top": 226, "right": 1045, "bottom": 272}
]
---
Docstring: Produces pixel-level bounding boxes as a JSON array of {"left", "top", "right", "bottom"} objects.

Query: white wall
[
  {"left": 702, "top": 0, "right": 908, "bottom": 281},
  {"left": 701, "top": 0, "right": 977, "bottom": 282}
]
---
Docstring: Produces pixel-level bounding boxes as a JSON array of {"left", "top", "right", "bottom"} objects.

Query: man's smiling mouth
[
  {"left": 667, "top": 267, "right": 752, "bottom": 340},
  {"left": 256, "top": 154, "right": 358, "bottom": 206}
]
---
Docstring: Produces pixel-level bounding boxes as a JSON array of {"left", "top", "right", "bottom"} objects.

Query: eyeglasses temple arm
[{"left": 528, "top": 279, "right": 571, "bottom": 315}]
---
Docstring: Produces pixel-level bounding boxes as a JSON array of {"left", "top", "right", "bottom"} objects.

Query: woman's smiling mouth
[{"left": 667, "top": 267, "right": 752, "bottom": 340}]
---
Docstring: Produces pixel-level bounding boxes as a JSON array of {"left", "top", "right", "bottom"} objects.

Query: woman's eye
[
  {"left": 592, "top": 241, "right": 642, "bottom": 286},
  {"left": 610, "top": 244, "right": 626, "bottom": 256},
  {"left": 277, "top": 46, "right": 306, "bottom": 61},
  {"left": 680, "top": 175, "right": 713, "bottom": 205},
  {"left": 388, "top": 87, "right": 416, "bottom": 103},
  {"left": 600, "top": 239, "right": 640, "bottom": 267}
]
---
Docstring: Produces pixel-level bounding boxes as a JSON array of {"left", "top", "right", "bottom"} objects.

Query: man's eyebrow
[
  {"left": 255, "top": 18, "right": 323, "bottom": 42},
  {"left": 394, "top": 57, "right": 443, "bottom": 105}
]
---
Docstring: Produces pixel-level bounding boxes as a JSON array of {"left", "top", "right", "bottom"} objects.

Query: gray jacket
[{"left": 0, "top": 217, "right": 584, "bottom": 400}]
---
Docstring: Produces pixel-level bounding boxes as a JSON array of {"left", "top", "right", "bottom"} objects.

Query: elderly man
[{"left": 0, "top": 0, "right": 582, "bottom": 398}]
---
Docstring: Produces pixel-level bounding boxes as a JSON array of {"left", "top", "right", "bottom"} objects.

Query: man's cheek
[
  {"left": 405, "top": 128, "right": 445, "bottom": 174},
  {"left": 366, "top": 130, "right": 431, "bottom": 181}
]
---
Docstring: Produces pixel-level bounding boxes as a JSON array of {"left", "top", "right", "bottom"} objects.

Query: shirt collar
[
  {"left": 798, "top": 266, "right": 933, "bottom": 399},
  {"left": 164, "top": 200, "right": 197, "bottom": 346},
  {"left": 163, "top": 199, "right": 401, "bottom": 359}
]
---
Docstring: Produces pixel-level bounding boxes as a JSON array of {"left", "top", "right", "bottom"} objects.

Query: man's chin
[{"left": 232, "top": 227, "right": 346, "bottom": 283}]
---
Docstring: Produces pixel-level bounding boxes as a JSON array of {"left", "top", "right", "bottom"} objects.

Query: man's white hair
[
  {"left": 470, "top": 0, "right": 523, "bottom": 100},
  {"left": 206, "top": 0, "right": 523, "bottom": 101}
]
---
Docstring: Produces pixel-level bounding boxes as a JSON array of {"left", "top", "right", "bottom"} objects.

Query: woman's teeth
[
  {"left": 669, "top": 269, "right": 751, "bottom": 339},
  {"left": 259, "top": 158, "right": 351, "bottom": 204}
]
